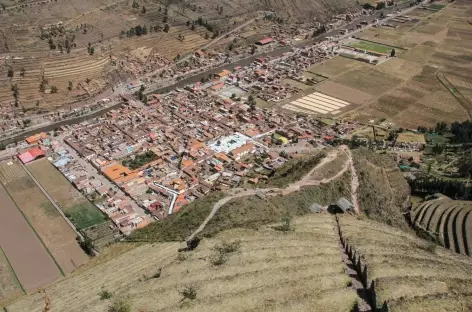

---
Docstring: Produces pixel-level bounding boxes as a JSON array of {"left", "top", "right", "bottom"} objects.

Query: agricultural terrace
[
  {"left": 7, "top": 214, "right": 360, "bottom": 312},
  {"left": 122, "top": 150, "right": 158, "bottom": 170},
  {"left": 0, "top": 160, "right": 88, "bottom": 276},
  {"left": 411, "top": 198, "right": 472, "bottom": 256},
  {"left": 339, "top": 215, "right": 472, "bottom": 311},
  {"left": 27, "top": 158, "right": 106, "bottom": 230}
]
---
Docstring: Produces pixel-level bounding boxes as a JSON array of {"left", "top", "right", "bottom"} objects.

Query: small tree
[
  {"left": 50, "top": 86, "right": 58, "bottom": 93},
  {"left": 141, "top": 5, "right": 146, "bottom": 13},
  {"left": 20, "top": 68, "right": 25, "bottom": 77},
  {"left": 68, "top": 81, "right": 73, "bottom": 91},
  {"left": 99, "top": 290, "right": 113, "bottom": 300},
  {"left": 186, "top": 20, "right": 191, "bottom": 27},
  {"left": 164, "top": 24, "right": 170, "bottom": 33},
  {"left": 204, "top": 32, "right": 209, "bottom": 39},
  {"left": 7, "top": 67, "right": 13, "bottom": 78},
  {"left": 390, "top": 48, "right": 396, "bottom": 57},
  {"left": 132, "top": 0, "right": 139, "bottom": 8}
]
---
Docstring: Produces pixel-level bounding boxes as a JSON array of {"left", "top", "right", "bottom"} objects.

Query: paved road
[{"left": 18, "top": 161, "right": 84, "bottom": 240}]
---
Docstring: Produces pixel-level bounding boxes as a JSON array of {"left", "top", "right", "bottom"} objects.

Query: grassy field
[
  {"left": 397, "top": 131, "right": 426, "bottom": 143},
  {"left": 255, "top": 97, "right": 274, "bottom": 109},
  {"left": 27, "top": 159, "right": 106, "bottom": 230},
  {"left": 348, "top": 40, "right": 395, "bottom": 54},
  {"left": 308, "top": 56, "right": 364, "bottom": 78}
]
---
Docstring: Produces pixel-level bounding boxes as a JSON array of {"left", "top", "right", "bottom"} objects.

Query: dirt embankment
[{"left": 352, "top": 148, "right": 411, "bottom": 231}]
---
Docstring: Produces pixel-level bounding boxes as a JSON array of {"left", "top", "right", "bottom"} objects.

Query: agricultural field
[
  {"left": 336, "top": 0, "right": 472, "bottom": 128},
  {"left": 0, "top": 160, "right": 89, "bottom": 276},
  {"left": 27, "top": 158, "right": 106, "bottom": 230},
  {"left": 307, "top": 56, "right": 365, "bottom": 78},
  {"left": 0, "top": 182, "right": 62, "bottom": 294},
  {"left": 0, "top": 247, "right": 23, "bottom": 307}
]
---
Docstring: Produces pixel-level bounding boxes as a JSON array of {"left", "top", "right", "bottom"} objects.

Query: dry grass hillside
[
  {"left": 353, "top": 149, "right": 411, "bottom": 231},
  {"left": 7, "top": 213, "right": 472, "bottom": 312},
  {"left": 339, "top": 215, "right": 472, "bottom": 311},
  {"left": 411, "top": 197, "right": 472, "bottom": 257},
  {"left": 7, "top": 214, "right": 359, "bottom": 312},
  {"left": 256, "top": 0, "right": 356, "bottom": 21}
]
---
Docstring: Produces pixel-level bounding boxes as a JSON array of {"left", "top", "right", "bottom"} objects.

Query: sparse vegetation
[
  {"left": 180, "top": 285, "right": 197, "bottom": 301},
  {"left": 108, "top": 297, "right": 131, "bottom": 312},
  {"left": 273, "top": 215, "right": 292, "bottom": 232},
  {"left": 99, "top": 290, "right": 113, "bottom": 300}
]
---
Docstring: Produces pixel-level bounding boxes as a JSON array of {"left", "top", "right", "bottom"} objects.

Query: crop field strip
[
  {"left": 283, "top": 92, "right": 351, "bottom": 115},
  {"left": 0, "top": 182, "right": 62, "bottom": 294},
  {"left": 27, "top": 158, "right": 106, "bottom": 230},
  {"left": 8, "top": 214, "right": 360, "bottom": 312},
  {"left": 0, "top": 161, "right": 89, "bottom": 275}
]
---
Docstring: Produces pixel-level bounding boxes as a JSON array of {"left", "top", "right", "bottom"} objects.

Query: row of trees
[
  {"left": 120, "top": 23, "right": 170, "bottom": 38},
  {"left": 408, "top": 176, "right": 471, "bottom": 200}
]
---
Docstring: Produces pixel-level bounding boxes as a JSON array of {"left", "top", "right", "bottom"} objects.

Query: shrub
[
  {"left": 273, "top": 215, "right": 292, "bottom": 232},
  {"left": 108, "top": 297, "right": 131, "bottom": 312},
  {"left": 210, "top": 251, "right": 227, "bottom": 266},
  {"left": 99, "top": 290, "right": 113, "bottom": 300},
  {"left": 180, "top": 285, "right": 197, "bottom": 300},
  {"left": 213, "top": 241, "right": 241, "bottom": 254}
]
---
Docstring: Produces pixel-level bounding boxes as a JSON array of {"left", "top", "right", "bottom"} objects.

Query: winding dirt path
[{"left": 188, "top": 145, "right": 360, "bottom": 241}]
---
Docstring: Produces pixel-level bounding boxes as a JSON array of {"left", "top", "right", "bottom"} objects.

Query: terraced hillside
[
  {"left": 7, "top": 214, "right": 359, "bottom": 312},
  {"left": 7, "top": 212, "right": 472, "bottom": 312},
  {"left": 411, "top": 198, "right": 472, "bottom": 257},
  {"left": 338, "top": 215, "right": 472, "bottom": 311}
]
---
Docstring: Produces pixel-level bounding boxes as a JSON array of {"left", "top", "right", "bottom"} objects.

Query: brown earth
[{"left": 0, "top": 184, "right": 62, "bottom": 293}]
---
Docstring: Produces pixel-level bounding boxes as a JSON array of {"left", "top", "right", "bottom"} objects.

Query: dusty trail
[{"left": 188, "top": 145, "right": 360, "bottom": 241}]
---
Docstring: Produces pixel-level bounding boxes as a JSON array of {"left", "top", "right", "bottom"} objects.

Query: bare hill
[
  {"left": 411, "top": 197, "right": 472, "bottom": 257},
  {"left": 7, "top": 213, "right": 472, "bottom": 312}
]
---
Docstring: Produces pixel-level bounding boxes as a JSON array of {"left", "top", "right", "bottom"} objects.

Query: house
[
  {"left": 18, "top": 147, "right": 45, "bottom": 164},
  {"left": 256, "top": 37, "right": 274, "bottom": 45},
  {"left": 332, "top": 197, "right": 353, "bottom": 213}
]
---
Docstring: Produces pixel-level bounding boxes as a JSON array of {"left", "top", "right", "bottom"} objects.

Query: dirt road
[{"left": 188, "top": 146, "right": 359, "bottom": 241}]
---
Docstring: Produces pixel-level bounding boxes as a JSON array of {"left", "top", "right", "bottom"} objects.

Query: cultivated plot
[
  {"left": 283, "top": 92, "right": 351, "bottom": 115},
  {"left": 0, "top": 160, "right": 89, "bottom": 275},
  {"left": 27, "top": 158, "right": 106, "bottom": 230},
  {"left": 0, "top": 184, "right": 62, "bottom": 293}
]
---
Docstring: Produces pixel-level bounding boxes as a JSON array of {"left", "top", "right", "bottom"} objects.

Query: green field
[
  {"left": 348, "top": 40, "right": 394, "bottom": 54},
  {"left": 428, "top": 3, "right": 446, "bottom": 10},
  {"left": 255, "top": 97, "right": 274, "bottom": 109}
]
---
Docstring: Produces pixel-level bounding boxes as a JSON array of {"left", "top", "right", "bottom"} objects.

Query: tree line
[{"left": 407, "top": 176, "right": 471, "bottom": 200}]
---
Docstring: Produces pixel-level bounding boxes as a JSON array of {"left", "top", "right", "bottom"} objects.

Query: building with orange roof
[
  {"left": 217, "top": 69, "right": 231, "bottom": 78},
  {"left": 102, "top": 162, "right": 133, "bottom": 181},
  {"left": 181, "top": 159, "right": 195, "bottom": 168},
  {"left": 230, "top": 142, "right": 255, "bottom": 161},
  {"left": 215, "top": 152, "right": 232, "bottom": 163},
  {"left": 25, "top": 132, "right": 47, "bottom": 145}
]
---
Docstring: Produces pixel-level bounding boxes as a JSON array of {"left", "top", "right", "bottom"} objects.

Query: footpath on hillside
[{"left": 188, "top": 145, "right": 360, "bottom": 241}]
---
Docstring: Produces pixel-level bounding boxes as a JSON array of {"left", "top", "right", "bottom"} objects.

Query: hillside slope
[
  {"left": 256, "top": 0, "right": 357, "bottom": 21},
  {"left": 7, "top": 213, "right": 472, "bottom": 312},
  {"left": 338, "top": 215, "right": 472, "bottom": 311},
  {"left": 353, "top": 149, "right": 411, "bottom": 231}
]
